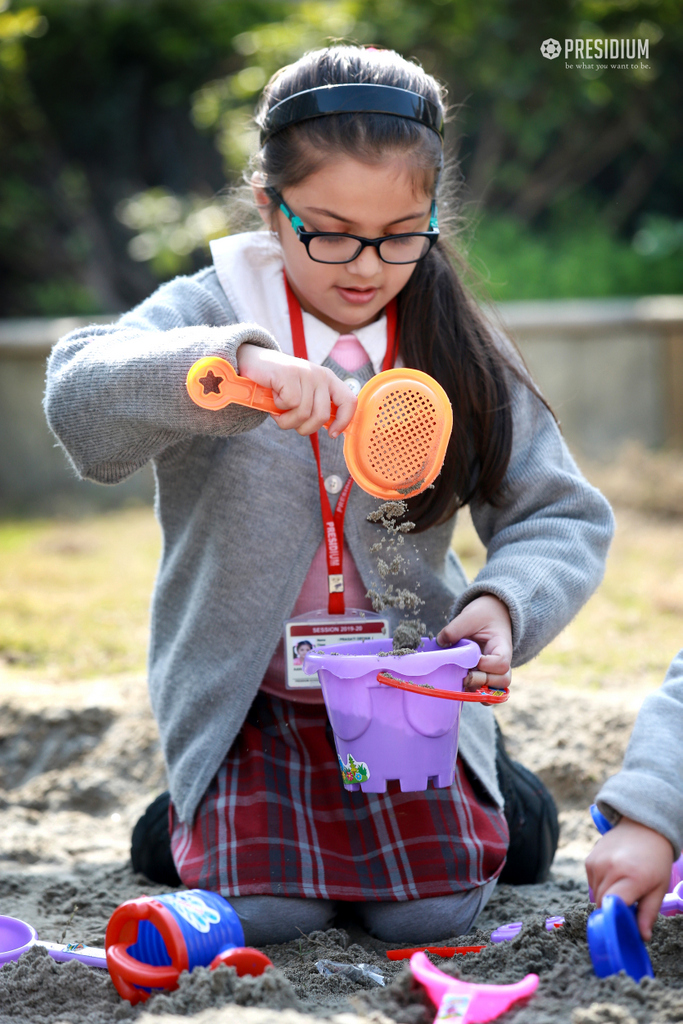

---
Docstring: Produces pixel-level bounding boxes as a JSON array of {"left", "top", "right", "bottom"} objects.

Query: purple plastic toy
[
  {"left": 660, "top": 881, "right": 683, "bottom": 917},
  {"left": 490, "top": 917, "right": 565, "bottom": 943},
  {"left": 303, "top": 638, "right": 480, "bottom": 793},
  {"left": 0, "top": 915, "right": 107, "bottom": 969}
]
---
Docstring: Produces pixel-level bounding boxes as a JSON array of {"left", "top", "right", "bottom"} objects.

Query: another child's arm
[{"left": 586, "top": 648, "right": 683, "bottom": 940}]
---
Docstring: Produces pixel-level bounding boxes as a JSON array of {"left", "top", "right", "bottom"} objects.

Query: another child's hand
[
  {"left": 585, "top": 817, "right": 674, "bottom": 941},
  {"left": 436, "top": 594, "right": 512, "bottom": 692},
  {"left": 237, "top": 343, "right": 356, "bottom": 438}
]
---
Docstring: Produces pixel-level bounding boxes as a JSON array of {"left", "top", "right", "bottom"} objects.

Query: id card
[{"left": 284, "top": 608, "right": 390, "bottom": 689}]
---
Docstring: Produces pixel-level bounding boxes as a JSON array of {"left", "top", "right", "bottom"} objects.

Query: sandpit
[{"left": 1, "top": 663, "right": 681, "bottom": 1024}]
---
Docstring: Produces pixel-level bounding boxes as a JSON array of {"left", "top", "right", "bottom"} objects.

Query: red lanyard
[{"left": 284, "top": 274, "right": 397, "bottom": 614}]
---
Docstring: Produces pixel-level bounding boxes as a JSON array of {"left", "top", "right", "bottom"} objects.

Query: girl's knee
[
  {"left": 354, "top": 881, "right": 497, "bottom": 944},
  {"left": 227, "top": 895, "right": 336, "bottom": 945}
]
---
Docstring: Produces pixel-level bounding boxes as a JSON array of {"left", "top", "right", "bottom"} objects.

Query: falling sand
[{"left": 365, "top": 501, "right": 427, "bottom": 654}]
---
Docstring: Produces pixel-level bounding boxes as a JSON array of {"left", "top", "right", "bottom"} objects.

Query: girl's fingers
[
  {"left": 273, "top": 373, "right": 315, "bottom": 430},
  {"left": 270, "top": 376, "right": 302, "bottom": 413},
  {"left": 463, "top": 669, "right": 511, "bottom": 692},
  {"left": 295, "top": 381, "right": 333, "bottom": 436},
  {"left": 271, "top": 366, "right": 354, "bottom": 436},
  {"left": 477, "top": 652, "right": 511, "bottom": 675},
  {"left": 328, "top": 376, "right": 358, "bottom": 437},
  {"left": 463, "top": 671, "right": 488, "bottom": 692},
  {"left": 636, "top": 885, "right": 669, "bottom": 942},
  {"left": 594, "top": 875, "right": 638, "bottom": 909},
  {"left": 596, "top": 877, "right": 664, "bottom": 941}
]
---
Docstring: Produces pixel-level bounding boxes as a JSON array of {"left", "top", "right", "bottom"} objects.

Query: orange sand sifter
[{"left": 186, "top": 357, "right": 453, "bottom": 500}]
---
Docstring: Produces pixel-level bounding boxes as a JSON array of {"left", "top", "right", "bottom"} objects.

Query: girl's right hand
[{"left": 237, "top": 343, "right": 357, "bottom": 439}]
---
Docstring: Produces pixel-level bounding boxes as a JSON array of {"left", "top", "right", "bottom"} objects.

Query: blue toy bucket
[{"left": 106, "top": 890, "right": 245, "bottom": 1003}]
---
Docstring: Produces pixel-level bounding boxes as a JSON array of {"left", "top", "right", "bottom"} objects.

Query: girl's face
[{"left": 257, "top": 155, "right": 433, "bottom": 333}]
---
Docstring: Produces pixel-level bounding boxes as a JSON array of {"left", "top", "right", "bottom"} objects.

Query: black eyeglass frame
[{"left": 265, "top": 187, "right": 440, "bottom": 265}]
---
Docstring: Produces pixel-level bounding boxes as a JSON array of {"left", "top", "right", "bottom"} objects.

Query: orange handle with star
[
  {"left": 186, "top": 355, "right": 339, "bottom": 426},
  {"left": 186, "top": 357, "right": 283, "bottom": 414}
]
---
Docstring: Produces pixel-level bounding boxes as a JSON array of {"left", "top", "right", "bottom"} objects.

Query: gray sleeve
[
  {"left": 597, "top": 649, "right": 683, "bottom": 856},
  {"left": 43, "top": 270, "right": 281, "bottom": 484},
  {"left": 450, "top": 375, "right": 615, "bottom": 665}
]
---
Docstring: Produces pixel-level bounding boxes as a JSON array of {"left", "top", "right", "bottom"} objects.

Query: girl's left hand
[{"left": 436, "top": 594, "right": 512, "bottom": 692}]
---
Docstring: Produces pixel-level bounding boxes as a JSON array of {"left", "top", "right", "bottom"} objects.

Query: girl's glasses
[{"left": 265, "top": 187, "right": 439, "bottom": 265}]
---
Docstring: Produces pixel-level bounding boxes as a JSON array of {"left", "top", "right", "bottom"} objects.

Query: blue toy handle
[{"left": 590, "top": 803, "right": 612, "bottom": 835}]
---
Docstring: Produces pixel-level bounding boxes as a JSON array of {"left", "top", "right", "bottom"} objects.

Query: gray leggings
[{"left": 229, "top": 879, "right": 497, "bottom": 946}]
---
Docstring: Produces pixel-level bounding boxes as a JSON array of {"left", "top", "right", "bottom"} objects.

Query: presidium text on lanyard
[{"left": 284, "top": 274, "right": 398, "bottom": 616}]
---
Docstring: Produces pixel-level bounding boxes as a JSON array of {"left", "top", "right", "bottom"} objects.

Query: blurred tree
[
  {"left": 1, "top": 0, "right": 288, "bottom": 312},
  {"left": 1, "top": 0, "right": 681, "bottom": 314}
]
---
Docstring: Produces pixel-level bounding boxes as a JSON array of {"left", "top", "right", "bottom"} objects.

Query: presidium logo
[
  {"left": 540, "top": 38, "right": 562, "bottom": 59},
  {"left": 540, "top": 36, "right": 651, "bottom": 62}
]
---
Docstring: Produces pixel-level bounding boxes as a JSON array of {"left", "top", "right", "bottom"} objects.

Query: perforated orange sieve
[{"left": 186, "top": 358, "right": 452, "bottom": 500}]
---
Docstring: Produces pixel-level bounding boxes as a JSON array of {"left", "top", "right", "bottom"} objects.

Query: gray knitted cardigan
[
  {"left": 597, "top": 648, "right": 683, "bottom": 856},
  {"left": 44, "top": 265, "right": 615, "bottom": 825}
]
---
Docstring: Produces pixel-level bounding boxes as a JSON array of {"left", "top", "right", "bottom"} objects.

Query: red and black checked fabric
[{"left": 170, "top": 692, "right": 509, "bottom": 901}]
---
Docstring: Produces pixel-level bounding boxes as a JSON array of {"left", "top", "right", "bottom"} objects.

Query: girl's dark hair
[{"left": 254, "top": 45, "right": 549, "bottom": 532}]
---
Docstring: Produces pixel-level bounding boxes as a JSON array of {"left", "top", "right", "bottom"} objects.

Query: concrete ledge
[
  {"left": 2, "top": 296, "right": 683, "bottom": 352},
  {"left": 0, "top": 315, "right": 116, "bottom": 357},
  {"left": 496, "top": 295, "right": 683, "bottom": 335}
]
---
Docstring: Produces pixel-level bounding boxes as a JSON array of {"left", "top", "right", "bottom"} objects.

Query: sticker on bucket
[
  {"left": 436, "top": 993, "right": 472, "bottom": 1022},
  {"left": 338, "top": 754, "right": 370, "bottom": 785},
  {"left": 168, "top": 893, "right": 222, "bottom": 933}
]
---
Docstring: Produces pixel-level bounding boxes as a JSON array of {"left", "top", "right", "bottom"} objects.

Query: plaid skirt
[{"left": 170, "top": 692, "right": 508, "bottom": 902}]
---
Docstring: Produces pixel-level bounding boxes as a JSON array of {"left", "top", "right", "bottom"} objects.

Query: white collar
[{"left": 209, "top": 231, "right": 388, "bottom": 372}]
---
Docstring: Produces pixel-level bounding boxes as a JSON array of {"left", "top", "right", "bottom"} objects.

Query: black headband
[{"left": 260, "top": 83, "right": 444, "bottom": 145}]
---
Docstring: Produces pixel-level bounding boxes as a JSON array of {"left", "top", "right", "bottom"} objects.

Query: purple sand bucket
[{"left": 304, "top": 638, "right": 481, "bottom": 793}]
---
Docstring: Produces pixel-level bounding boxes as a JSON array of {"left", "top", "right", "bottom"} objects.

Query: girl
[{"left": 45, "top": 45, "right": 613, "bottom": 945}]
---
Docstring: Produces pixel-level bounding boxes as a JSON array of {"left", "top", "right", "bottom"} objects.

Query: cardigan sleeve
[
  {"left": 450, "top": 373, "right": 615, "bottom": 666},
  {"left": 44, "top": 268, "right": 281, "bottom": 484},
  {"left": 596, "top": 649, "right": 683, "bottom": 857}
]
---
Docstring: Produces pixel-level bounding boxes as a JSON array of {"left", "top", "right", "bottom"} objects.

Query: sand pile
[{"left": 1, "top": 869, "right": 682, "bottom": 1024}]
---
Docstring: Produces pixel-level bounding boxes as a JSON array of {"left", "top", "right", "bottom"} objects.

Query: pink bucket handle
[{"left": 409, "top": 951, "right": 539, "bottom": 1023}]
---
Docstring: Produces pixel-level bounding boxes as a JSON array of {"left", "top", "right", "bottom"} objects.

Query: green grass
[{"left": 0, "top": 509, "right": 161, "bottom": 679}]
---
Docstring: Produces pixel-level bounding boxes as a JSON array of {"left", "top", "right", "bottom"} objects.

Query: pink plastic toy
[{"left": 409, "top": 950, "right": 539, "bottom": 1023}]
